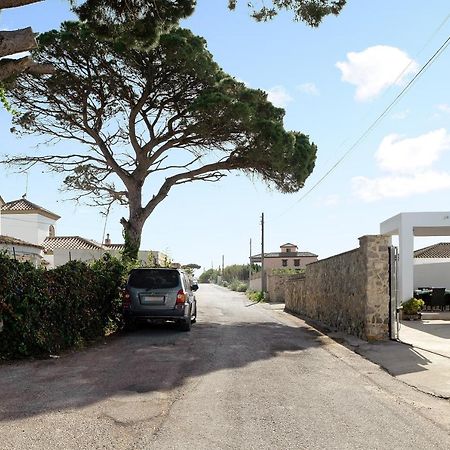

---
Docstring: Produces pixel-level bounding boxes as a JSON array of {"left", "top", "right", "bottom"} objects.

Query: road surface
[{"left": 1, "top": 283, "right": 449, "bottom": 449}]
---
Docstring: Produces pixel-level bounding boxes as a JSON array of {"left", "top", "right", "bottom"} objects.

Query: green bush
[
  {"left": 402, "top": 297, "right": 425, "bottom": 315},
  {"left": 228, "top": 279, "right": 248, "bottom": 292},
  {"left": 0, "top": 253, "right": 126, "bottom": 359},
  {"left": 246, "top": 290, "right": 264, "bottom": 302}
]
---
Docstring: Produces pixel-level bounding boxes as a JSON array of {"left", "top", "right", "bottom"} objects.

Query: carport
[{"left": 380, "top": 212, "right": 450, "bottom": 303}]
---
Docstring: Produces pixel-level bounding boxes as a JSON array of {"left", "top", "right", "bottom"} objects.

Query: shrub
[
  {"left": 246, "top": 290, "right": 264, "bottom": 302},
  {"left": 0, "top": 253, "right": 126, "bottom": 359},
  {"left": 228, "top": 279, "right": 248, "bottom": 292},
  {"left": 402, "top": 297, "right": 425, "bottom": 315}
]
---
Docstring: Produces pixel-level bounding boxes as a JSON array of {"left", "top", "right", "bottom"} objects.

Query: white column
[{"left": 398, "top": 225, "right": 414, "bottom": 302}]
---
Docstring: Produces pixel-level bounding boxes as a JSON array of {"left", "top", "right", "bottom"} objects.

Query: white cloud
[
  {"left": 352, "top": 171, "right": 450, "bottom": 202},
  {"left": 375, "top": 129, "right": 450, "bottom": 174},
  {"left": 297, "top": 82, "right": 320, "bottom": 96},
  {"left": 266, "top": 86, "right": 293, "bottom": 108},
  {"left": 352, "top": 128, "right": 450, "bottom": 201},
  {"left": 336, "top": 45, "right": 418, "bottom": 101},
  {"left": 437, "top": 103, "right": 450, "bottom": 114},
  {"left": 391, "top": 109, "right": 410, "bottom": 120},
  {"left": 322, "top": 194, "right": 340, "bottom": 207}
]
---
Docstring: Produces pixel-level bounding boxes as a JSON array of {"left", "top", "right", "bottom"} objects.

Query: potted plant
[{"left": 401, "top": 298, "right": 425, "bottom": 320}]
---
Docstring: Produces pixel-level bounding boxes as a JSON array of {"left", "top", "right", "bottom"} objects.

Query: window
[
  {"left": 128, "top": 269, "right": 180, "bottom": 289},
  {"left": 282, "top": 259, "right": 288, "bottom": 267},
  {"left": 285, "top": 248, "right": 291, "bottom": 253},
  {"left": 294, "top": 259, "right": 300, "bottom": 267}
]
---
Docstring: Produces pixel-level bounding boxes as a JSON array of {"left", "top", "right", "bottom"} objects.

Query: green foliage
[
  {"left": 73, "top": 0, "right": 195, "bottom": 49},
  {"left": 0, "top": 83, "right": 18, "bottom": 115},
  {"left": 198, "top": 268, "right": 220, "bottom": 284},
  {"left": 222, "top": 264, "right": 251, "bottom": 283},
  {"left": 228, "top": 279, "right": 248, "bottom": 292},
  {"left": 228, "top": 0, "right": 346, "bottom": 25},
  {"left": 0, "top": 253, "right": 126, "bottom": 360},
  {"left": 181, "top": 263, "right": 201, "bottom": 276},
  {"left": 247, "top": 290, "right": 264, "bottom": 302},
  {"left": 182, "top": 263, "right": 201, "bottom": 270},
  {"left": 402, "top": 298, "right": 425, "bottom": 315}
]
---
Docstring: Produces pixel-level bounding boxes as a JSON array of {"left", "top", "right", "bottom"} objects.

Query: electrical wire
[{"left": 274, "top": 32, "right": 450, "bottom": 219}]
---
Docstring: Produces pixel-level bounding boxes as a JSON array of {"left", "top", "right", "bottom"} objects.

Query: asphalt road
[{"left": 1, "top": 284, "right": 450, "bottom": 449}]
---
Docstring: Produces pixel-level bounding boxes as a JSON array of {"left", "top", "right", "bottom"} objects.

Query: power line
[{"left": 276, "top": 32, "right": 450, "bottom": 218}]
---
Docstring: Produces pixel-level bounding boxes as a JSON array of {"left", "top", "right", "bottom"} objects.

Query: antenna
[{"left": 22, "top": 172, "right": 29, "bottom": 198}]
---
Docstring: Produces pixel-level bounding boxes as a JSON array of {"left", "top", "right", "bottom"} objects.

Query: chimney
[{"left": 104, "top": 233, "right": 111, "bottom": 246}]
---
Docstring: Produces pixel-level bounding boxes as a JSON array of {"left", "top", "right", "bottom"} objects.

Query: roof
[
  {"left": 280, "top": 243, "right": 298, "bottom": 248},
  {"left": 104, "top": 243, "right": 125, "bottom": 251},
  {"left": 251, "top": 251, "right": 318, "bottom": 260},
  {"left": 43, "top": 236, "right": 105, "bottom": 251},
  {"left": 414, "top": 242, "right": 450, "bottom": 259},
  {"left": 0, "top": 235, "right": 43, "bottom": 249},
  {"left": 1, "top": 198, "right": 60, "bottom": 220}
]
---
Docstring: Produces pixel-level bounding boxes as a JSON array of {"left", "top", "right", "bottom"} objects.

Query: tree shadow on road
[{"left": 0, "top": 319, "right": 325, "bottom": 421}]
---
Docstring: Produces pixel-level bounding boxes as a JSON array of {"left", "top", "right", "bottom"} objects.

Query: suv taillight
[
  {"left": 176, "top": 289, "right": 186, "bottom": 304},
  {"left": 122, "top": 288, "right": 131, "bottom": 308}
]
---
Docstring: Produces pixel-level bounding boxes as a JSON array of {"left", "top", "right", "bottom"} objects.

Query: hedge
[{"left": 0, "top": 253, "right": 126, "bottom": 359}]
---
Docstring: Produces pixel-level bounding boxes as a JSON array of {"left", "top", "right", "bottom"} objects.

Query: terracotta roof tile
[
  {"left": 414, "top": 242, "right": 450, "bottom": 259},
  {"left": 0, "top": 235, "right": 43, "bottom": 249},
  {"left": 104, "top": 244, "right": 125, "bottom": 251},
  {"left": 1, "top": 198, "right": 60, "bottom": 220},
  {"left": 44, "top": 236, "right": 104, "bottom": 251},
  {"left": 251, "top": 251, "right": 318, "bottom": 260}
]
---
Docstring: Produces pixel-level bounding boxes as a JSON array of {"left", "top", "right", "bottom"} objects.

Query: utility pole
[
  {"left": 261, "top": 212, "right": 266, "bottom": 294},
  {"left": 222, "top": 254, "right": 225, "bottom": 276},
  {"left": 249, "top": 238, "right": 252, "bottom": 282}
]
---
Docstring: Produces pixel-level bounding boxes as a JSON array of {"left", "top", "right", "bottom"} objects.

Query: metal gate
[{"left": 388, "top": 245, "right": 400, "bottom": 340}]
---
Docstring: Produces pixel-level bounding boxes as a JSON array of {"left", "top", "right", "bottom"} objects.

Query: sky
[{"left": 1, "top": 0, "right": 449, "bottom": 273}]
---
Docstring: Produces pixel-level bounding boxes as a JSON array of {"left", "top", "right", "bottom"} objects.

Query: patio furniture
[{"left": 431, "top": 287, "right": 446, "bottom": 311}]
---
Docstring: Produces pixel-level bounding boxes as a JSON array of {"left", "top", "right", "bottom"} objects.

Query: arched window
[{"left": 48, "top": 225, "right": 55, "bottom": 238}]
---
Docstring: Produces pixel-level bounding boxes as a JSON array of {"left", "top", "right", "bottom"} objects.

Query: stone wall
[{"left": 280, "top": 235, "right": 390, "bottom": 341}]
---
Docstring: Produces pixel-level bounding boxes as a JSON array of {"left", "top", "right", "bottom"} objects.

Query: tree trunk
[
  {"left": 0, "top": 28, "right": 37, "bottom": 58},
  {"left": 0, "top": 0, "right": 43, "bottom": 9},
  {"left": 120, "top": 215, "right": 145, "bottom": 262},
  {"left": 0, "top": 56, "right": 53, "bottom": 81}
]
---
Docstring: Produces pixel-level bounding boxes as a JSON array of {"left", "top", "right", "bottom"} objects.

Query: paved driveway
[{"left": 1, "top": 284, "right": 450, "bottom": 449}]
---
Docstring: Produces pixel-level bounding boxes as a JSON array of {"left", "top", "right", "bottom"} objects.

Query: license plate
[{"left": 140, "top": 295, "right": 165, "bottom": 304}]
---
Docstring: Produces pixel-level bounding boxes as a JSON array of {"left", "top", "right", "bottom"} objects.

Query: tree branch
[
  {"left": 0, "top": 28, "right": 36, "bottom": 58},
  {"left": 0, "top": 0, "right": 43, "bottom": 8}
]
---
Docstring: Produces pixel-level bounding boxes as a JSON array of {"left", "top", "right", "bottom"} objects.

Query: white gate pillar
[{"left": 398, "top": 226, "right": 414, "bottom": 302}]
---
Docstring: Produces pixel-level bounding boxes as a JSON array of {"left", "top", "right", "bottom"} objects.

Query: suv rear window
[{"left": 128, "top": 269, "right": 180, "bottom": 289}]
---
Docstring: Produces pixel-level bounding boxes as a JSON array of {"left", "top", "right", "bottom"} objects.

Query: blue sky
[{"left": 1, "top": 0, "right": 449, "bottom": 271}]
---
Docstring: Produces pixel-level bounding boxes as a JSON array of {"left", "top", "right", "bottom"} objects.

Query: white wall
[
  {"left": 52, "top": 248, "right": 105, "bottom": 267},
  {"left": 0, "top": 243, "right": 43, "bottom": 267},
  {"left": 414, "top": 261, "right": 450, "bottom": 289},
  {"left": 249, "top": 277, "right": 262, "bottom": 291},
  {"left": 0, "top": 213, "right": 56, "bottom": 245}
]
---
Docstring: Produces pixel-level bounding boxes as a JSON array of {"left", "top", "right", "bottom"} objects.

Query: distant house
[
  {"left": 414, "top": 242, "right": 450, "bottom": 263},
  {"left": 251, "top": 243, "right": 318, "bottom": 270},
  {"left": 0, "top": 197, "right": 60, "bottom": 247},
  {"left": 0, "top": 196, "right": 169, "bottom": 268},
  {"left": 413, "top": 242, "right": 450, "bottom": 289},
  {"left": 0, "top": 235, "right": 44, "bottom": 266}
]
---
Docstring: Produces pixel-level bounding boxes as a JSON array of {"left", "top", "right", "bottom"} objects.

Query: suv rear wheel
[
  {"left": 191, "top": 303, "right": 197, "bottom": 324},
  {"left": 179, "top": 317, "right": 191, "bottom": 332}
]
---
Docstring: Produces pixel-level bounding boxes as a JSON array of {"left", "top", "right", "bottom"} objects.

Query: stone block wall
[{"left": 281, "top": 235, "right": 390, "bottom": 341}]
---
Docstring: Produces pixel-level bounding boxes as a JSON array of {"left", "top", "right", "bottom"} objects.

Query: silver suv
[{"left": 122, "top": 268, "right": 198, "bottom": 331}]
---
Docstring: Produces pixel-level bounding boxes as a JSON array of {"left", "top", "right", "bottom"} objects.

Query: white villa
[{"left": 0, "top": 195, "right": 168, "bottom": 268}]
